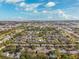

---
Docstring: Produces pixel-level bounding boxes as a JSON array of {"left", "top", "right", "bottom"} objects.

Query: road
[{"left": 61, "top": 26, "right": 79, "bottom": 38}]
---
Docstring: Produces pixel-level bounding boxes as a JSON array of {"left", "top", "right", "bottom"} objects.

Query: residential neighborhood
[{"left": 0, "top": 21, "right": 79, "bottom": 59}]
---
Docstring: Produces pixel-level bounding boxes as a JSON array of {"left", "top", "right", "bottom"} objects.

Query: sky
[{"left": 0, "top": 0, "right": 79, "bottom": 21}]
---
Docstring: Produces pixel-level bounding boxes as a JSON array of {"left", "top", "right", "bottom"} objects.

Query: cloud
[
  {"left": 33, "top": 10, "right": 38, "bottom": 13},
  {"left": 25, "top": 4, "right": 40, "bottom": 11},
  {"left": 37, "top": 9, "right": 79, "bottom": 20},
  {"left": 2, "top": 0, "right": 24, "bottom": 3},
  {"left": 58, "top": 9, "right": 79, "bottom": 20},
  {"left": 19, "top": 2, "right": 41, "bottom": 11},
  {"left": 46, "top": 2, "right": 56, "bottom": 7},
  {"left": 58, "top": 10, "right": 64, "bottom": 14},
  {"left": 19, "top": 2, "right": 26, "bottom": 7},
  {"left": 58, "top": 10, "right": 68, "bottom": 19},
  {"left": 1, "top": 0, "right": 41, "bottom": 11},
  {"left": 42, "top": 10, "right": 49, "bottom": 13}
]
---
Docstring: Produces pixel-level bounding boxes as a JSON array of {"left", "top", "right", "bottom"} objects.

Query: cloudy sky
[{"left": 0, "top": 0, "right": 79, "bottom": 21}]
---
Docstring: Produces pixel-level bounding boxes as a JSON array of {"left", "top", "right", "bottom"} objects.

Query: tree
[
  {"left": 69, "top": 54, "right": 77, "bottom": 59},
  {"left": 20, "top": 50, "right": 36, "bottom": 59},
  {"left": 36, "top": 52, "right": 48, "bottom": 59},
  {"left": 61, "top": 54, "right": 69, "bottom": 59}
]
